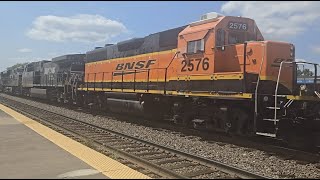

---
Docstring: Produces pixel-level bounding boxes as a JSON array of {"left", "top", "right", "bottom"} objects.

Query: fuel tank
[
  {"left": 30, "top": 88, "right": 47, "bottom": 99},
  {"left": 106, "top": 98, "right": 144, "bottom": 116}
]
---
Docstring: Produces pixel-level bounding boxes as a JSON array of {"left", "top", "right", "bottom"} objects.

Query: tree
[
  {"left": 297, "top": 68, "right": 314, "bottom": 77},
  {"left": 6, "top": 63, "right": 27, "bottom": 71}
]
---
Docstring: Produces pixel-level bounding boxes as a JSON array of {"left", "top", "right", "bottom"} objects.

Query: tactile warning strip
[{"left": 0, "top": 104, "right": 150, "bottom": 179}]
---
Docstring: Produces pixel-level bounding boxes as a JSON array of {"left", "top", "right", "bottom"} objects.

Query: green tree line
[
  {"left": 297, "top": 68, "right": 314, "bottom": 77},
  {"left": 6, "top": 63, "right": 27, "bottom": 71}
]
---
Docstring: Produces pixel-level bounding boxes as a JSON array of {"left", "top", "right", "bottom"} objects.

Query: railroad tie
[{"left": 182, "top": 168, "right": 217, "bottom": 178}]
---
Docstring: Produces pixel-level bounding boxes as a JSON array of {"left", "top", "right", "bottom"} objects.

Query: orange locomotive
[{"left": 79, "top": 12, "right": 320, "bottom": 147}]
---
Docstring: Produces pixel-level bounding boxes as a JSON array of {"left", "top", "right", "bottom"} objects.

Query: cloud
[
  {"left": 18, "top": 48, "right": 32, "bottom": 53},
  {"left": 221, "top": 1, "right": 320, "bottom": 40},
  {"left": 27, "top": 14, "right": 127, "bottom": 43},
  {"left": 312, "top": 46, "right": 320, "bottom": 55}
]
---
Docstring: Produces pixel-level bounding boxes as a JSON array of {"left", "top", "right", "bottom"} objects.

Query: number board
[
  {"left": 228, "top": 22, "right": 248, "bottom": 31},
  {"left": 181, "top": 58, "right": 210, "bottom": 72}
]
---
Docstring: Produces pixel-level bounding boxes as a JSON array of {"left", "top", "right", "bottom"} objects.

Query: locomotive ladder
[
  {"left": 255, "top": 60, "right": 291, "bottom": 138},
  {"left": 256, "top": 61, "right": 319, "bottom": 138},
  {"left": 253, "top": 44, "right": 279, "bottom": 137}
]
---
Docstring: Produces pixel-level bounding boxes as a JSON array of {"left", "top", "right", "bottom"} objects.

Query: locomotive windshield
[
  {"left": 296, "top": 63, "right": 319, "bottom": 84},
  {"left": 215, "top": 28, "right": 249, "bottom": 47},
  {"left": 228, "top": 31, "right": 245, "bottom": 44},
  {"left": 216, "top": 21, "right": 262, "bottom": 47}
]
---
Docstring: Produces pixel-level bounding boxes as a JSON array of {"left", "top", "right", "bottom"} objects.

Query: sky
[{"left": 0, "top": 1, "right": 320, "bottom": 71}]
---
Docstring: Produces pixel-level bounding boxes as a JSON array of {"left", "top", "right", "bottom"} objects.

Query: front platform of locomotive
[
  {"left": 252, "top": 41, "right": 320, "bottom": 147},
  {"left": 208, "top": 14, "right": 320, "bottom": 146},
  {"left": 237, "top": 28, "right": 320, "bottom": 147}
]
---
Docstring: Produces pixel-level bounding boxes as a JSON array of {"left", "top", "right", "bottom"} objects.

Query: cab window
[
  {"left": 187, "top": 39, "right": 204, "bottom": 54},
  {"left": 216, "top": 29, "right": 225, "bottom": 47}
]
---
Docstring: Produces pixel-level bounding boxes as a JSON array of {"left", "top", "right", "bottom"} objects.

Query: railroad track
[
  {"left": 0, "top": 96, "right": 268, "bottom": 179},
  {"left": 70, "top": 104, "right": 320, "bottom": 164},
  {"left": 7, "top": 93, "right": 320, "bottom": 162}
]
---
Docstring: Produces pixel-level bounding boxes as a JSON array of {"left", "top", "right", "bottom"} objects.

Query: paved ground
[{"left": 0, "top": 109, "right": 108, "bottom": 179}]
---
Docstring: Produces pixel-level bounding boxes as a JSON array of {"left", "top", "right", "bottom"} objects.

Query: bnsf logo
[{"left": 116, "top": 60, "right": 156, "bottom": 70}]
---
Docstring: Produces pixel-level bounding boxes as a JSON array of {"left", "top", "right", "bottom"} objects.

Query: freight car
[{"left": 77, "top": 12, "right": 320, "bottom": 147}]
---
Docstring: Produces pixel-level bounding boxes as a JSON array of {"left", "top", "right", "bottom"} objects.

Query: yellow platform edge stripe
[{"left": 0, "top": 104, "right": 150, "bottom": 179}]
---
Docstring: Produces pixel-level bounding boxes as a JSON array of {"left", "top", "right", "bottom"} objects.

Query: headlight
[{"left": 300, "top": 84, "right": 307, "bottom": 91}]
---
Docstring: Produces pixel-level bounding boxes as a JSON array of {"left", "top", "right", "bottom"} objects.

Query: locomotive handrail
[
  {"left": 86, "top": 67, "right": 169, "bottom": 93},
  {"left": 274, "top": 61, "right": 292, "bottom": 130},
  {"left": 83, "top": 51, "right": 191, "bottom": 94},
  {"left": 314, "top": 63, "right": 317, "bottom": 92},
  {"left": 134, "top": 70, "right": 136, "bottom": 91},
  {"left": 295, "top": 61, "right": 319, "bottom": 65},
  {"left": 243, "top": 42, "right": 248, "bottom": 93},
  {"left": 101, "top": 72, "right": 105, "bottom": 90},
  {"left": 111, "top": 71, "right": 113, "bottom": 90},
  {"left": 215, "top": 42, "right": 247, "bottom": 49},
  {"left": 215, "top": 42, "right": 249, "bottom": 94},
  {"left": 254, "top": 44, "right": 266, "bottom": 133},
  {"left": 86, "top": 67, "right": 169, "bottom": 77},
  {"left": 275, "top": 61, "right": 319, "bottom": 127},
  {"left": 87, "top": 73, "right": 89, "bottom": 91},
  {"left": 121, "top": 71, "right": 124, "bottom": 92},
  {"left": 94, "top": 73, "right": 96, "bottom": 91},
  {"left": 166, "top": 51, "right": 180, "bottom": 69},
  {"left": 147, "top": 69, "right": 150, "bottom": 92}
]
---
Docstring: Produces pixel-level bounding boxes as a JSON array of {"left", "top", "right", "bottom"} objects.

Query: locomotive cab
[
  {"left": 175, "top": 12, "right": 312, "bottom": 95},
  {"left": 175, "top": 12, "right": 320, "bottom": 143}
]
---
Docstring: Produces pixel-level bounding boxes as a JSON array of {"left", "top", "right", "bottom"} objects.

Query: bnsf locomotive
[{"left": 1, "top": 12, "right": 320, "bottom": 147}]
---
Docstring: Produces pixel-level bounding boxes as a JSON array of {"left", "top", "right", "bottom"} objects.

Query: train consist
[{"left": 1, "top": 12, "right": 320, "bottom": 147}]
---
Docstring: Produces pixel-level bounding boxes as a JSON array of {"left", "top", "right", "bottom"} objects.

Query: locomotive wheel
[{"left": 229, "top": 107, "right": 249, "bottom": 136}]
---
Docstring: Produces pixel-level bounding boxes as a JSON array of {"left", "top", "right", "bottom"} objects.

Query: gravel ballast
[{"left": 1, "top": 93, "right": 320, "bottom": 178}]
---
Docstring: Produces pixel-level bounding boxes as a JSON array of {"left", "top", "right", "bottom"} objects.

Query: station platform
[{"left": 0, "top": 104, "right": 150, "bottom": 179}]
